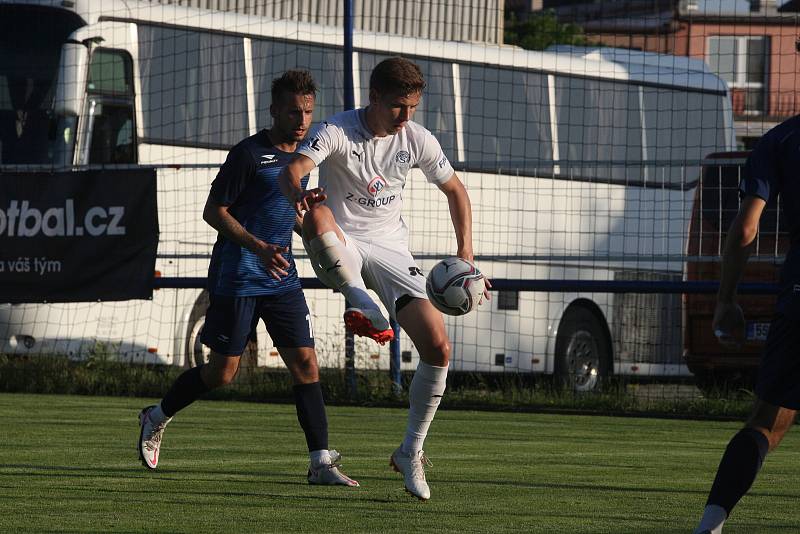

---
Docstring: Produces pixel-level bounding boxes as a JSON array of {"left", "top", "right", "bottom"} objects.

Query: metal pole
[
  {"left": 344, "top": 300, "right": 357, "bottom": 401},
  {"left": 389, "top": 318, "right": 402, "bottom": 397},
  {"left": 343, "top": 0, "right": 357, "bottom": 400},
  {"left": 343, "top": 0, "right": 355, "bottom": 111}
]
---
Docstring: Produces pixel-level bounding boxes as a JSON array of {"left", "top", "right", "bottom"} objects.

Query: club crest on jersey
[
  {"left": 395, "top": 150, "right": 410, "bottom": 164},
  {"left": 367, "top": 176, "right": 387, "bottom": 197}
]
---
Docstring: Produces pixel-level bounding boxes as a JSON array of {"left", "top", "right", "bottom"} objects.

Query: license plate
[{"left": 746, "top": 322, "right": 770, "bottom": 342}]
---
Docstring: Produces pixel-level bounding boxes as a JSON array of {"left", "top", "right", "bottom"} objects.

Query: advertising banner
[{"left": 0, "top": 169, "right": 158, "bottom": 302}]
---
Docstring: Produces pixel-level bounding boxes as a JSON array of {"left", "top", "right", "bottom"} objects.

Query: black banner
[{"left": 0, "top": 169, "right": 158, "bottom": 303}]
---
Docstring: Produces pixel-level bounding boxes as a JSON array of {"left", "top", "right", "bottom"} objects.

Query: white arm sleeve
[
  {"left": 416, "top": 130, "right": 455, "bottom": 185},
  {"left": 296, "top": 121, "right": 341, "bottom": 166}
]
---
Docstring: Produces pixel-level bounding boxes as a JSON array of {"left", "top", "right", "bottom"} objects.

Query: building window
[{"left": 707, "top": 36, "right": 768, "bottom": 115}]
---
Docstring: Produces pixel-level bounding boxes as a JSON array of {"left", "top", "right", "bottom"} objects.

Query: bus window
[
  {"left": 84, "top": 49, "right": 136, "bottom": 164},
  {"left": 251, "top": 40, "right": 344, "bottom": 126},
  {"left": 0, "top": 5, "right": 82, "bottom": 164},
  {"left": 88, "top": 49, "right": 133, "bottom": 96},
  {"left": 698, "top": 93, "right": 729, "bottom": 162},
  {"left": 87, "top": 103, "right": 135, "bottom": 164},
  {"left": 555, "top": 76, "right": 642, "bottom": 183},
  {"left": 137, "top": 25, "right": 248, "bottom": 148},
  {"left": 641, "top": 87, "right": 723, "bottom": 187},
  {"left": 460, "top": 64, "right": 551, "bottom": 171}
]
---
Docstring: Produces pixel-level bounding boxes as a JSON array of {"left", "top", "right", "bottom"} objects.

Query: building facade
[
  {"left": 145, "top": 0, "right": 505, "bottom": 44},
  {"left": 519, "top": 0, "right": 800, "bottom": 147}
]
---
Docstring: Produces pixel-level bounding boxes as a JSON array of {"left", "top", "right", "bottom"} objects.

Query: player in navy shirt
[
  {"left": 136, "top": 70, "right": 358, "bottom": 487},
  {"left": 693, "top": 116, "right": 800, "bottom": 533}
]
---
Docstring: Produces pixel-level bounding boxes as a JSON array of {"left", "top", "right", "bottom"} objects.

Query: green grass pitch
[{"left": 1, "top": 392, "right": 798, "bottom": 533}]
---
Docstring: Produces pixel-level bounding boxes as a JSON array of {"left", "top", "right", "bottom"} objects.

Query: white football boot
[
  {"left": 307, "top": 450, "right": 360, "bottom": 486},
  {"left": 390, "top": 447, "right": 432, "bottom": 500},
  {"left": 138, "top": 405, "right": 172, "bottom": 469}
]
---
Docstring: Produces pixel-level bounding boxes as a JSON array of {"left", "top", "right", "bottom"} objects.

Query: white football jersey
[{"left": 297, "top": 108, "right": 454, "bottom": 238}]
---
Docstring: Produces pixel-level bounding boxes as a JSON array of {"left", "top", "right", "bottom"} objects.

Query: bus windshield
[{"left": 0, "top": 5, "right": 83, "bottom": 165}]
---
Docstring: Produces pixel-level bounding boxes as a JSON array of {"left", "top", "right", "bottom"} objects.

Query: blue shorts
[
  {"left": 200, "top": 288, "right": 314, "bottom": 356},
  {"left": 755, "top": 313, "right": 800, "bottom": 409}
]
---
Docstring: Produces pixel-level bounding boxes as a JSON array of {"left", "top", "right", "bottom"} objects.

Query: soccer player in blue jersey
[
  {"left": 137, "top": 70, "right": 358, "bottom": 487},
  {"left": 693, "top": 117, "right": 800, "bottom": 533}
]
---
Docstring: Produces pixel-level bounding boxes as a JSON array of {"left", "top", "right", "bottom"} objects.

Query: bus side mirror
[{"left": 53, "top": 42, "right": 89, "bottom": 118}]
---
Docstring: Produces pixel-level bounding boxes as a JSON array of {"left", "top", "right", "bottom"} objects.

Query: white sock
[
  {"left": 150, "top": 403, "right": 170, "bottom": 425},
  {"left": 695, "top": 504, "right": 727, "bottom": 534},
  {"left": 308, "top": 232, "right": 377, "bottom": 311},
  {"left": 310, "top": 449, "right": 331, "bottom": 467},
  {"left": 401, "top": 362, "right": 448, "bottom": 454}
]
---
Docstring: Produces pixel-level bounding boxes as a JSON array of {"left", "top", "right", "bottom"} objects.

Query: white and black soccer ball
[{"left": 425, "top": 257, "right": 486, "bottom": 316}]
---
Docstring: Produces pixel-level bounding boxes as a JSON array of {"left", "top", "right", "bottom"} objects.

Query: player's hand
[
  {"left": 293, "top": 187, "right": 327, "bottom": 215},
  {"left": 458, "top": 250, "right": 491, "bottom": 304},
  {"left": 712, "top": 300, "right": 745, "bottom": 349},
  {"left": 257, "top": 243, "right": 291, "bottom": 281},
  {"left": 480, "top": 276, "right": 492, "bottom": 304}
]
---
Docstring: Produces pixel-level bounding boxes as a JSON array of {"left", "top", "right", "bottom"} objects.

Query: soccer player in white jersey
[{"left": 278, "top": 57, "right": 490, "bottom": 500}]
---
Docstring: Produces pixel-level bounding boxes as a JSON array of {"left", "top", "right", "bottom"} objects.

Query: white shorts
[{"left": 304, "top": 226, "right": 427, "bottom": 319}]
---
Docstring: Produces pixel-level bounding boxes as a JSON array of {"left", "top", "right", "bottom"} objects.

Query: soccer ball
[{"left": 425, "top": 257, "right": 486, "bottom": 316}]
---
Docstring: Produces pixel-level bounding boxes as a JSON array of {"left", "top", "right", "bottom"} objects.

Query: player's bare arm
[
  {"left": 202, "top": 195, "right": 290, "bottom": 280},
  {"left": 437, "top": 173, "right": 492, "bottom": 299},
  {"left": 278, "top": 154, "right": 326, "bottom": 215},
  {"left": 713, "top": 195, "right": 767, "bottom": 347}
]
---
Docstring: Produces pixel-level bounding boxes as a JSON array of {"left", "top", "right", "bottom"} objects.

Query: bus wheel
[
  {"left": 185, "top": 292, "right": 210, "bottom": 368},
  {"left": 555, "top": 307, "right": 610, "bottom": 393}
]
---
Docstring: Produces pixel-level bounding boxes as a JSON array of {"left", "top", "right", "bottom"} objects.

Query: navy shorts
[
  {"left": 200, "top": 288, "right": 314, "bottom": 356},
  {"left": 755, "top": 313, "right": 800, "bottom": 410}
]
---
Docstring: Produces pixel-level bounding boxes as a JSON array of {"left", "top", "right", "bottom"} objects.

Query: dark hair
[
  {"left": 369, "top": 57, "right": 426, "bottom": 95},
  {"left": 271, "top": 70, "right": 317, "bottom": 104}
]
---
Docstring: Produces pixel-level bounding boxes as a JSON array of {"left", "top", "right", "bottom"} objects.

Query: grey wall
[{"left": 144, "top": 0, "right": 505, "bottom": 44}]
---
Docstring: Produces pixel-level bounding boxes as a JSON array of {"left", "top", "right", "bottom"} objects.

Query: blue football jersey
[
  {"left": 206, "top": 130, "right": 309, "bottom": 296},
  {"left": 742, "top": 115, "right": 800, "bottom": 311}
]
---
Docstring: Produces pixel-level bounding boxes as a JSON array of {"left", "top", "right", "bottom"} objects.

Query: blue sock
[
  {"left": 707, "top": 428, "right": 770, "bottom": 515},
  {"left": 160, "top": 365, "right": 211, "bottom": 418},
  {"left": 293, "top": 382, "right": 329, "bottom": 452}
]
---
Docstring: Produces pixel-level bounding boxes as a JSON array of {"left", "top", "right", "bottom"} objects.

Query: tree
[{"left": 504, "top": 9, "right": 589, "bottom": 50}]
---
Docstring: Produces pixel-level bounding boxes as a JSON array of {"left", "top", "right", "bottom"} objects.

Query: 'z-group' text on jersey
[{"left": 296, "top": 108, "right": 455, "bottom": 239}]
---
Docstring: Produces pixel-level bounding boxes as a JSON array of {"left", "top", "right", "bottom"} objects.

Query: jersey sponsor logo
[
  {"left": 345, "top": 192, "right": 397, "bottom": 208},
  {"left": 408, "top": 266, "right": 423, "bottom": 276},
  {"left": 438, "top": 155, "right": 448, "bottom": 169},
  {"left": 395, "top": 150, "right": 410, "bottom": 164},
  {"left": 260, "top": 154, "right": 278, "bottom": 165},
  {"left": 367, "top": 176, "right": 387, "bottom": 197},
  {"left": 352, "top": 150, "right": 364, "bottom": 162}
]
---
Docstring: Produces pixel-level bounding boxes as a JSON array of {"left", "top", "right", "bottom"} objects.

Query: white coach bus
[{"left": 0, "top": 0, "right": 734, "bottom": 389}]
